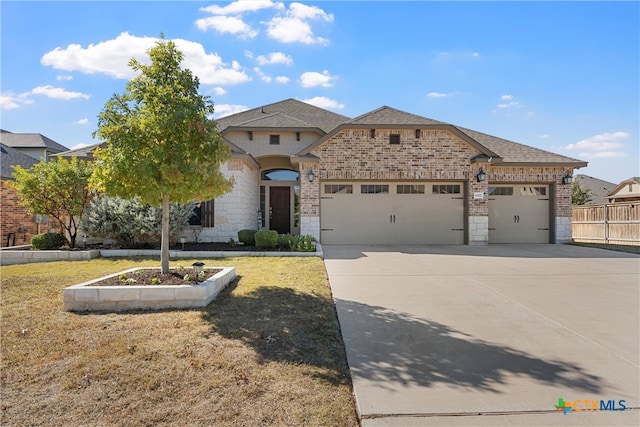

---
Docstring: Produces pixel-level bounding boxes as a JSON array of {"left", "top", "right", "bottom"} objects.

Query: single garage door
[
  {"left": 488, "top": 184, "right": 550, "bottom": 243},
  {"left": 321, "top": 181, "right": 464, "bottom": 245}
]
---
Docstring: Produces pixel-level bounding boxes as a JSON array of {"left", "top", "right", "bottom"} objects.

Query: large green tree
[
  {"left": 92, "top": 37, "right": 232, "bottom": 273},
  {"left": 10, "top": 157, "right": 94, "bottom": 248}
]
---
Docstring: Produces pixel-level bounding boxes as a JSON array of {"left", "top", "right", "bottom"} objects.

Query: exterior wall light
[
  {"left": 562, "top": 172, "right": 573, "bottom": 185},
  {"left": 308, "top": 169, "right": 315, "bottom": 182},
  {"left": 476, "top": 168, "right": 487, "bottom": 182}
]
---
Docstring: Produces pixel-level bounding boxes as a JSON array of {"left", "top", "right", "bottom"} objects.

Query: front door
[{"left": 269, "top": 186, "right": 291, "bottom": 234}]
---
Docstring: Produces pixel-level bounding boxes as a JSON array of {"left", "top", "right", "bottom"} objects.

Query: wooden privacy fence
[{"left": 572, "top": 203, "right": 640, "bottom": 246}]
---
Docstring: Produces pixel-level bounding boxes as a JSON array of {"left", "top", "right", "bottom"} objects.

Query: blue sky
[{"left": 1, "top": 1, "right": 638, "bottom": 183}]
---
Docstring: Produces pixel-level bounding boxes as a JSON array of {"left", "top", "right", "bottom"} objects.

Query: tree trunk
[{"left": 161, "top": 192, "right": 170, "bottom": 274}]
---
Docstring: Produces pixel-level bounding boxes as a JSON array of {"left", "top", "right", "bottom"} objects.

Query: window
[
  {"left": 432, "top": 184, "right": 461, "bottom": 194},
  {"left": 488, "top": 187, "right": 513, "bottom": 196},
  {"left": 397, "top": 184, "right": 425, "bottom": 194},
  {"left": 270, "top": 135, "right": 280, "bottom": 145},
  {"left": 389, "top": 134, "right": 400, "bottom": 144},
  {"left": 261, "top": 169, "right": 299, "bottom": 181},
  {"left": 519, "top": 186, "right": 547, "bottom": 196},
  {"left": 259, "top": 186, "right": 266, "bottom": 227},
  {"left": 361, "top": 184, "right": 389, "bottom": 194},
  {"left": 325, "top": 184, "right": 353, "bottom": 194},
  {"left": 190, "top": 199, "right": 215, "bottom": 227}
]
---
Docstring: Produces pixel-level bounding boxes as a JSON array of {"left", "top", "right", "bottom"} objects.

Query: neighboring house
[
  {"left": 574, "top": 174, "right": 615, "bottom": 205},
  {"left": 0, "top": 129, "right": 68, "bottom": 160},
  {"left": 606, "top": 177, "right": 640, "bottom": 203},
  {"left": 198, "top": 99, "right": 587, "bottom": 245},
  {"left": 1, "top": 143, "right": 41, "bottom": 246},
  {"left": 55, "top": 142, "right": 105, "bottom": 160}
]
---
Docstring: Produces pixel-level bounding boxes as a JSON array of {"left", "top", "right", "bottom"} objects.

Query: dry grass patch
[{"left": 1, "top": 257, "right": 358, "bottom": 426}]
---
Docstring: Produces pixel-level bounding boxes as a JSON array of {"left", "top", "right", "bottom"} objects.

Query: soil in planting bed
[
  {"left": 87, "top": 268, "right": 221, "bottom": 287},
  {"left": 170, "top": 242, "right": 283, "bottom": 251}
]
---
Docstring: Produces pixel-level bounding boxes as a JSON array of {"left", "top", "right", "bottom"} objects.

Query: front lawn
[{"left": 1, "top": 257, "right": 358, "bottom": 426}]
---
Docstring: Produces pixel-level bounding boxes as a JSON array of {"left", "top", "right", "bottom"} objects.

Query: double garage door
[
  {"left": 320, "top": 181, "right": 464, "bottom": 245},
  {"left": 320, "top": 182, "right": 551, "bottom": 245}
]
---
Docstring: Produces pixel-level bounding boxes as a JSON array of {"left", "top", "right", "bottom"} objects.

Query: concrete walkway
[{"left": 323, "top": 244, "right": 640, "bottom": 426}]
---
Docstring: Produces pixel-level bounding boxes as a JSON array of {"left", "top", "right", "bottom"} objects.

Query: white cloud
[
  {"left": 578, "top": 151, "right": 628, "bottom": 159},
  {"left": 564, "top": 131, "right": 629, "bottom": 159},
  {"left": 214, "top": 103, "right": 250, "bottom": 118},
  {"left": 253, "top": 67, "right": 272, "bottom": 83},
  {"left": 195, "top": 15, "right": 258, "bottom": 39},
  {"left": 300, "top": 70, "right": 335, "bottom": 88},
  {"left": 200, "top": 0, "right": 283, "bottom": 16},
  {"left": 256, "top": 51, "right": 293, "bottom": 65},
  {"left": 275, "top": 76, "right": 290, "bottom": 84},
  {"left": 565, "top": 131, "right": 629, "bottom": 152},
  {"left": 40, "top": 32, "right": 250, "bottom": 86},
  {"left": 427, "top": 92, "right": 449, "bottom": 98},
  {"left": 56, "top": 75, "right": 73, "bottom": 81},
  {"left": 212, "top": 87, "right": 227, "bottom": 96},
  {"left": 76, "top": 118, "right": 89, "bottom": 125},
  {"left": 265, "top": 2, "right": 333, "bottom": 45},
  {"left": 31, "top": 85, "right": 90, "bottom": 100},
  {"left": 70, "top": 142, "right": 92, "bottom": 150},
  {"left": 538, "top": 134, "right": 550, "bottom": 139},
  {"left": 0, "top": 92, "right": 32, "bottom": 110},
  {"left": 301, "top": 96, "right": 344, "bottom": 110},
  {"left": 497, "top": 94, "right": 519, "bottom": 108}
]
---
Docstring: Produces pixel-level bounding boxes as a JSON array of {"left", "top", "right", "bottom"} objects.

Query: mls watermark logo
[{"left": 555, "top": 397, "right": 627, "bottom": 415}]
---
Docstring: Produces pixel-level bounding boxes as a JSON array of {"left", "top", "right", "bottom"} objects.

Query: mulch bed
[
  {"left": 170, "top": 242, "right": 283, "bottom": 251},
  {"left": 87, "top": 268, "right": 221, "bottom": 286}
]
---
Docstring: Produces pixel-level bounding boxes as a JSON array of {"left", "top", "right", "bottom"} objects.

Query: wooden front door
[{"left": 269, "top": 186, "right": 291, "bottom": 234}]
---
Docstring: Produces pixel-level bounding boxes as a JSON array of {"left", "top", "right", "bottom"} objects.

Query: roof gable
[
  {"left": 350, "top": 106, "right": 445, "bottom": 126},
  {"left": 606, "top": 177, "right": 640, "bottom": 199},
  {"left": 216, "top": 98, "right": 349, "bottom": 133},
  {"left": 0, "top": 132, "right": 68, "bottom": 153},
  {"left": 1, "top": 143, "right": 38, "bottom": 179}
]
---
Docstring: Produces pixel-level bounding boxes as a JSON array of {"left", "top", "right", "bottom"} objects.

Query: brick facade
[
  {"left": 297, "top": 128, "right": 575, "bottom": 244},
  {"left": 1, "top": 181, "right": 42, "bottom": 247}
]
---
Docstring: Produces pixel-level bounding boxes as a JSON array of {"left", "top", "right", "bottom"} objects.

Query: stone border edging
[
  {"left": 0, "top": 245, "right": 323, "bottom": 266},
  {"left": 63, "top": 266, "right": 236, "bottom": 312}
]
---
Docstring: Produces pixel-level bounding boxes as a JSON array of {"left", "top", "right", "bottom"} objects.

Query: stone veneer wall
[
  {"left": 198, "top": 160, "right": 259, "bottom": 242},
  {"left": 300, "top": 128, "right": 575, "bottom": 244}
]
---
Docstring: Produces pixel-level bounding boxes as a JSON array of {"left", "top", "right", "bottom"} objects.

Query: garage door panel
[
  {"left": 321, "top": 181, "right": 464, "bottom": 245},
  {"left": 488, "top": 185, "right": 549, "bottom": 243}
]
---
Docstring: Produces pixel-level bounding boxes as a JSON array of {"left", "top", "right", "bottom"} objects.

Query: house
[
  {"left": 1, "top": 143, "right": 41, "bottom": 246},
  {"left": 0, "top": 129, "right": 68, "bottom": 160},
  {"left": 1, "top": 131, "right": 69, "bottom": 247},
  {"left": 194, "top": 99, "right": 587, "bottom": 245},
  {"left": 574, "top": 174, "right": 616, "bottom": 205},
  {"left": 606, "top": 177, "right": 640, "bottom": 203}
]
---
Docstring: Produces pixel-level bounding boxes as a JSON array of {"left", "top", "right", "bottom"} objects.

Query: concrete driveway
[{"left": 323, "top": 244, "right": 639, "bottom": 426}]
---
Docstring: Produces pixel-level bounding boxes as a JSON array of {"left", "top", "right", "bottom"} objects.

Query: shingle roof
[
  {"left": 216, "top": 98, "right": 350, "bottom": 134},
  {"left": 456, "top": 127, "right": 587, "bottom": 166},
  {"left": 0, "top": 131, "right": 68, "bottom": 153},
  {"left": 606, "top": 177, "right": 640, "bottom": 199},
  {"left": 574, "top": 174, "right": 616, "bottom": 204},
  {"left": 1, "top": 143, "right": 38, "bottom": 179},
  {"left": 56, "top": 142, "right": 105, "bottom": 159}
]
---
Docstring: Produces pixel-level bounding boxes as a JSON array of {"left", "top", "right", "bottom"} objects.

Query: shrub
[
  {"left": 296, "top": 235, "right": 316, "bottom": 252},
  {"left": 31, "top": 233, "right": 67, "bottom": 250},
  {"left": 237, "top": 229, "right": 257, "bottom": 245},
  {"left": 255, "top": 230, "right": 278, "bottom": 249},
  {"left": 80, "top": 196, "right": 195, "bottom": 248},
  {"left": 278, "top": 234, "right": 292, "bottom": 250}
]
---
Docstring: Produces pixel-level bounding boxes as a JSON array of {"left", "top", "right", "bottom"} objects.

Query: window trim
[{"left": 269, "top": 134, "right": 280, "bottom": 145}]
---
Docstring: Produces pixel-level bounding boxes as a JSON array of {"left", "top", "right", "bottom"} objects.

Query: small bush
[
  {"left": 238, "top": 229, "right": 257, "bottom": 245},
  {"left": 31, "top": 233, "right": 67, "bottom": 250},
  {"left": 296, "top": 235, "right": 316, "bottom": 252},
  {"left": 255, "top": 230, "right": 278, "bottom": 249},
  {"left": 278, "top": 234, "right": 292, "bottom": 250}
]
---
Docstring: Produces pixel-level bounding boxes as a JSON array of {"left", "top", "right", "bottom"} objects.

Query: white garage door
[
  {"left": 488, "top": 184, "right": 550, "bottom": 243},
  {"left": 320, "top": 182, "right": 464, "bottom": 245}
]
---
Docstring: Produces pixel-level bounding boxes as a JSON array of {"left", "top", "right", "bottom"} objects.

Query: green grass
[{"left": 1, "top": 257, "right": 358, "bottom": 426}]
